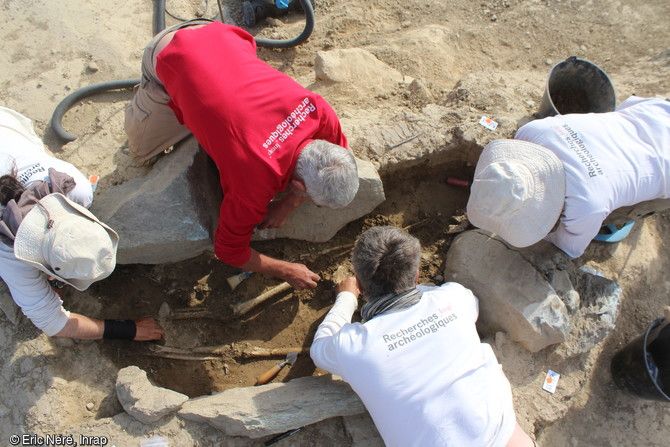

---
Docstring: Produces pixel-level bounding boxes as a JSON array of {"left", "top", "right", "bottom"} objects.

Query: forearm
[
  {"left": 314, "top": 292, "right": 358, "bottom": 340},
  {"left": 279, "top": 189, "right": 307, "bottom": 211},
  {"left": 310, "top": 291, "right": 358, "bottom": 374},
  {"left": 240, "top": 249, "right": 293, "bottom": 278},
  {"left": 54, "top": 313, "right": 104, "bottom": 339}
]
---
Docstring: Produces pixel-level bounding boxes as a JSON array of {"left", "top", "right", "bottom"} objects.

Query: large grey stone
[
  {"left": 178, "top": 376, "right": 365, "bottom": 438},
  {"left": 342, "top": 413, "right": 384, "bottom": 447},
  {"left": 444, "top": 230, "right": 570, "bottom": 352},
  {"left": 315, "top": 48, "right": 403, "bottom": 93},
  {"left": 92, "top": 137, "right": 221, "bottom": 264},
  {"left": 0, "top": 279, "right": 19, "bottom": 325},
  {"left": 116, "top": 366, "right": 189, "bottom": 424},
  {"left": 253, "top": 158, "right": 385, "bottom": 243}
]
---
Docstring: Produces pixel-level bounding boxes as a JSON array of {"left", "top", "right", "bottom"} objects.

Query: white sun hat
[
  {"left": 466, "top": 139, "right": 566, "bottom": 248},
  {"left": 13, "top": 193, "right": 119, "bottom": 291}
]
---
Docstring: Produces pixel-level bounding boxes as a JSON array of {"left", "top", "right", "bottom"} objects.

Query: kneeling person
[
  {"left": 310, "top": 226, "right": 532, "bottom": 447},
  {"left": 0, "top": 107, "right": 163, "bottom": 341},
  {"left": 467, "top": 96, "right": 670, "bottom": 257},
  {"left": 125, "top": 21, "right": 359, "bottom": 289}
]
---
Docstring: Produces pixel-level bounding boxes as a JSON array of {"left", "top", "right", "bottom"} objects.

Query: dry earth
[{"left": 1, "top": 0, "right": 669, "bottom": 445}]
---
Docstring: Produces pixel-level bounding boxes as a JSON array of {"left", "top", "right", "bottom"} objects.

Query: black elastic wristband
[{"left": 103, "top": 319, "right": 137, "bottom": 340}]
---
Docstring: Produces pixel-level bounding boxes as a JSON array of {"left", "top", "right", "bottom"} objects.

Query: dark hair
[
  {"left": 0, "top": 173, "right": 25, "bottom": 206},
  {"left": 352, "top": 226, "right": 421, "bottom": 299}
]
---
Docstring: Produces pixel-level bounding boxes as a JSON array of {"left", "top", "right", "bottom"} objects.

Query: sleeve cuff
[
  {"left": 41, "top": 307, "right": 70, "bottom": 336},
  {"left": 335, "top": 291, "right": 358, "bottom": 304}
]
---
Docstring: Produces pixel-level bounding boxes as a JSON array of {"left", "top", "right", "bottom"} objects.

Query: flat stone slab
[
  {"left": 444, "top": 230, "right": 570, "bottom": 352},
  {"left": 253, "top": 157, "right": 385, "bottom": 243},
  {"left": 116, "top": 366, "right": 189, "bottom": 424},
  {"left": 343, "top": 413, "right": 384, "bottom": 447},
  {"left": 92, "top": 137, "right": 221, "bottom": 264},
  {"left": 178, "top": 376, "right": 365, "bottom": 438}
]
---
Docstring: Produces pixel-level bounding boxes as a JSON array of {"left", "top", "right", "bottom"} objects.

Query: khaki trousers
[{"left": 124, "top": 19, "right": 211, "bottom": 164}]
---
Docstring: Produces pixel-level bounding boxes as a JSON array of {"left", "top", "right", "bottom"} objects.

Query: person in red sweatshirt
[{"left": 124, "top": 20, "right": 359, "bottom": 289}]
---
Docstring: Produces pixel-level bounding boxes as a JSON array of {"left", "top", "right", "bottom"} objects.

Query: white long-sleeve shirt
[
  {"left": 516, "top": 96, "right": 670, "bottom": 257},
  {"left": 310, "top": 283, "right": 516, "bottom": 447},
  {"left": 0, "top": 107, "right": 93, "bottom": 335}
]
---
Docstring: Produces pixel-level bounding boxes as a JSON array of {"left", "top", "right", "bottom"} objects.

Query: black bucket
[
  {"left": 538, "top": 56, "right": 616, "bottom": 118},
  {"left": 610, "top": 318, "right": 670, "bottom": 402}
]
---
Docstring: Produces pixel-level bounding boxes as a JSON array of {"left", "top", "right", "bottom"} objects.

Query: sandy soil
[{"left": 1, "top": 0, "right": 669, "bottom": 445}]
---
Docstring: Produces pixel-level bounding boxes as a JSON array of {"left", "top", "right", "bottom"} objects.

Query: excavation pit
[{"left": 61, "top": 160, "right": 473, "bottom": 397}]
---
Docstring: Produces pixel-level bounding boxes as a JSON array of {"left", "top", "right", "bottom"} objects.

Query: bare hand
[
  {"left": 259, "top": 200, "right": 292, "bottom": 229},
  {"left": 283, "top": 262, "right": 320, "bottom": 289},
  {"left": 134, "top": 317, "right": 164, "bottom": 341},
  {"left": 337, "top": 276, "right": 361, "bottom": 297},
  {"left": 259, "top": 181, "right": 307, "bottom": 229}
]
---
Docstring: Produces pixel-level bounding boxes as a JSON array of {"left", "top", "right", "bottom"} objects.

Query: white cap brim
[{"left": 14, "top": 193, "right": 119, "bottom": 291}]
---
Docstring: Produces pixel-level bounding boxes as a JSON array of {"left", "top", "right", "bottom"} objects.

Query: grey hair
[
  {"left": 295, "top": 140, "right": 359, "bottom": 208},
  {"left": 352, "top": 226, "right": 421, "bottom": 299}
]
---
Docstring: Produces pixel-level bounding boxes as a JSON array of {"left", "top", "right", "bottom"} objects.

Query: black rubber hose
[
  {"left": 50, "top": 0, "right": 315, "bottom": 142},
  {"left": 50, "top": 79, "right": 140, "bottom": 142},
  {"left": 49, "top": 0, "right": 166, "bottom": 142},
  {"left": 154, "top": 0, "right": 166, "bottom": 35},
  {"left": 249, "top": 0, "right": 315, "bottom": 49}
]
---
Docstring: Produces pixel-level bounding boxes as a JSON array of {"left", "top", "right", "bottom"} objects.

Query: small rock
[
  {"left": 86, "top": 402, "right": 95, "bottom": 411},
  {"left": 524, "top": 43, "right": 531, "bottom": 50},
  {"left": 86, "top": 62, "right": 99, "bottom": 73},
  {"left": 408, "top": 79, "right": 433, "bottom": 104},
  {"left": 20, "top": 357, "right": 35, "bottom": 375},
  {"left": 265, "top": 17, "right": 283, "bottom": 27},
  {"left": 580, "top": 45, "right": 587, "bottom": 51},
  {"left": 545, "top": 58, "right": 552, "bottom": 66},
  {"left": 491, "top": 14, "right": 497, "bottom": 22},
  {"left": 158, "top": 302, "right": 171, "bottom": 319},
  {"left": 401, "top": 20, "right": 411, "bottom": 28},
  {"left": 433, "top": 275, "right": 444, "bottom": 283},
  {"left": 116, "top": 366, "right": 189, "bottom": 424},
  {"left": 525, "top": 100, "right": 535, "bottom": 107},
  {"left": 563, "top": 290, "right": 581, "bottom": 313},
  {"left": 495, "top": 331, "right": 506, "bottom": 351}
]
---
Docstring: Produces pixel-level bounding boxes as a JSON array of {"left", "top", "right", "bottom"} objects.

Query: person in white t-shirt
[
  {"left": 0, "top": 106, "right": 163, "bottom": 342},
  {"left": 467, "top": 96, "right": 670, "bottom": 258},
  {"left": 0, "top": 106, "right": 93, "bottom": 209},
  {"left": 310, "top": 226, "right": 534, "bottom": 447}
]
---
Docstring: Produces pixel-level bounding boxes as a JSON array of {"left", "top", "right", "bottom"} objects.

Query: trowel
[{"left": 255, "top": 352, "right": 298, "bottom": 385}]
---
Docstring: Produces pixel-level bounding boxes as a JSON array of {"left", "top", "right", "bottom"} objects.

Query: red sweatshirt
[{"left": 156, "top": 23, "right": 348, "bottom": 267}]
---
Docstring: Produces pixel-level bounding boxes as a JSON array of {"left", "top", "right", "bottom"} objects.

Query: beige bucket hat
[
  {"left": 466, "top": 139, "right": 566, "bottom": 248},
  {"left": 14, "top": 193, "right": 119, "bottom": 291}
]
